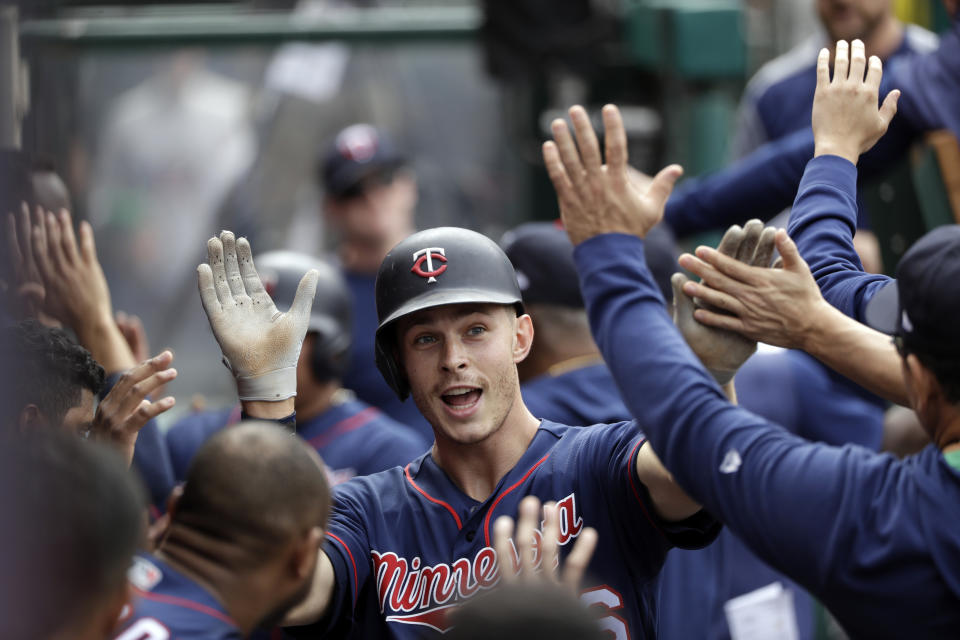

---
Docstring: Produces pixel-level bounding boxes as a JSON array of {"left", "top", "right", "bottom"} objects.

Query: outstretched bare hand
[
  {"left": 543, "top": 104, "right": 683, "bottom": 245},
  {"left": 198, "top": 230, "right": 318, "bottom": 401},
  {"left": 493, "top": 495, "right": 598, "bottom": 593},
  {"left": 812, "top": 39, "right": 900, "bottom": 163}
]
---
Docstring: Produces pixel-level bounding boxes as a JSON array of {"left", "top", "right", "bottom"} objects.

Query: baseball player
[
  {"left": 113, "top": 422, "right": 330, "bottom": 640},
  {"left": 543, "top": 40, "right": 960, "bottom": 638},
  {"left": 165, "top": 250, "right": 428, "bottom": 485},
  {"left": 210, "top": 222, "right": 743, "bottom": 640}
]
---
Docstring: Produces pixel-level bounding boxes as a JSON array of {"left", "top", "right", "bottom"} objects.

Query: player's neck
[
  {"left": 156, "top": 529, "right": 275, "bottom": 635},
  {"left": 431, "top": 397, "right": 541, "bottom": 502},
  {"left": 934, "top": 404, "right": 960, "bottom": 452},
  {"left": 295, "top": 380, "right": 343, "bottom": 421}
]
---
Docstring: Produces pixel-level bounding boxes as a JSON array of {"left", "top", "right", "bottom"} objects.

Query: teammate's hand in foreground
[
  {"left": 672, "top": 220, "right": 775, "bottom": 385},
  {"left": 493, "top": 496, "right": 598, "bottom": 593},
  {"left": 4, "top": 203, "right": 47, "bottom": 320},
  {"left": 677, "top": 229, "right": 830, "bottom": 350},
  {"left": 812, "top": 39, "right": 900, "bottom": 164},
  {"left": 91, "top": 351, "right": 177, "bottom": 466},
  {"left": 543, "top": 104, "right": 683, "bottom": 245},
  {"left": 198, "top": 231, "right": 318, "bottom": 401}
]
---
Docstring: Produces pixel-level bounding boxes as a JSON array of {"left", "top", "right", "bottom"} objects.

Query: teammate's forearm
[{"left": 801, "top": 303, "right": 908, "bottom": 406}]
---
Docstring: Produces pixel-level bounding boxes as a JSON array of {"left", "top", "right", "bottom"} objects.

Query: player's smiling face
[{"left": 398, "top": 302, "right": 533, "bottom": 445}]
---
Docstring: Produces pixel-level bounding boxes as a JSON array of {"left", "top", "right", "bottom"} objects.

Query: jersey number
[
  {"left": 581, "top": 586, "right": 630, "bottom": 640},
  {"left": 114, "top": 618, "right": 171, "bottom": 640}
]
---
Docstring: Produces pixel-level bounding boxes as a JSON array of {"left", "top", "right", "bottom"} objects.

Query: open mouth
[{"left": 441, "top": 387, "right": 483, "bottom": 409}]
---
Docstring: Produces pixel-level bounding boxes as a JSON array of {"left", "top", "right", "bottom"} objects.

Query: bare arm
[{"left": 284, "top": 550, "right": 336, "bottom": 626}]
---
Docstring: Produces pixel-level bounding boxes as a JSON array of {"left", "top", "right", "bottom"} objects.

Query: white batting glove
[{"left": 197, "top": 230, "right": 318, "bottom": 401}]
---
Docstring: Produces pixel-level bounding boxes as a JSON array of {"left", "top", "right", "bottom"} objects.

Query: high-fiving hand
[
  {"left": 197, "top": 231, "right": 318, "bottom": 401},
  {"left": 671, "top": 220, "right": 777, "bottom": 385},
  {"left": 812, "top": 39, "right": 900, "bottom": 163},
  {"left": 543, "top": 104, "right": 683, "bottom": 245}
]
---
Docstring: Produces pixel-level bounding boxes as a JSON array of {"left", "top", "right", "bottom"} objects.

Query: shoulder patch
[{"left": 129, "top": 555, "right": 164, "bottom": 591}]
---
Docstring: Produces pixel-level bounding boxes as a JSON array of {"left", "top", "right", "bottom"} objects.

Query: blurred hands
[
  {"left": 91, "top": 351, "right": 177, "bottom": 466},
  {"left": 493, "top": 496, "right": 598, "bottom": 593},
  {"left": 197, "top": 230, "right": 318, "bottom": 401},
  {"left": 677, "top": 229, "right": 830, "bottom": 350},
  {"left": 671, "top": 220, "right": 775, "bottom": 385},
  {"left": 4, "top": 204, "right": 49, "bottom": 321},
  {"left": 812, "top": 39, "right": 900, "bottom": 164},
  {"left": 543, "top": 104, "right": 683, "bottom": 245}
]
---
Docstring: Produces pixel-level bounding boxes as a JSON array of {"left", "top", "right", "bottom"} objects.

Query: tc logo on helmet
[{"left": 411, "top": 247, "right": 447, "bottom": 283}]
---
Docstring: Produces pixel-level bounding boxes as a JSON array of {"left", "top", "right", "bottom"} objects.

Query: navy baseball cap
[
  {"left": 864, "top": 225, "right": 960, "bottom": 355},
  {"left": 320, "top": 124, "right": 406, "bottom": 199},
  {"left": 502, "top": 222, "right": 584, "bottom": 308}
]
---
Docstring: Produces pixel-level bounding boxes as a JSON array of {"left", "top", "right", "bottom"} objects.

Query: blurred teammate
[
  {"left": 0, "top": 431, "right": 144, "bottom": 640},
  {"left": 114, "top": 422, "right": 330, "bottom": 639},
  {"left": 320, "top": 124, "right": 431, "bottom": 437},
  {"left": 165, "top": 250, "right": 428, "bottom": 484},
  {"left": 544, "top": 40, "right": 960, "bottom": 636}
]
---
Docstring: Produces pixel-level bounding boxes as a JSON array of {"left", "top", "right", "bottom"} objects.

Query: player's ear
[
  {"left": 16, "top": 404, "right": 46, "bottom": 433},
  {"left": 904, "top": 354, "right": 937, "bottom": 418},
  {"left": 513, "top": 313, "right": 534, "bottom": 364}
]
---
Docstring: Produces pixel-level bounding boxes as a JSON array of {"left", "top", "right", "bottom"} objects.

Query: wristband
[{"left": 233, "top": 366, "right": 298, "bottom": 401}]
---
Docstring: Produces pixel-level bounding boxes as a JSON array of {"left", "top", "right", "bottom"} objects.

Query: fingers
[
  {"left": 31, "top": 210, "right": 54, "bottom": 283},
  {"left": 493, "top": 516, "right": 519, "bottom": 583},
  {"left": 569, "top": 105, "right": 603, "bottom": 178},
  {"left": 849, "top": 39, "right": 866, "bottom": 81},
  {"left": 207, "top": 236, "right": 233, "bottom": 306},
  {"left": 103, "top": 351, "right": 177, "bottom": 418},
  {"left": 602, "top": 104, "right": 628, "bottom": 176},
  {"left": 78, "top": 220, "right": 99, "bottom": 265},
  {"left": 735, "top": 219, "right": 763, "bottom": 263},
  {"left": 551, "top": 118, "right": 587, "bottom": 194},
  {"left": 865, "top": 54, "right": 883, "bottom": 88},
  {"left": 197, "top": 263, "right": 222, "bottom": 315},
  {"left": 515, "top": 496, "right": 541, "bottom": 579},
  {"left": 670, "top": 272, "right": 696, "bottom": 322},
  {"left": 57, "top": 209, "right": 80, "bottom": 264},
  {"left": 833, "top": 40, "right": 849, "bottom": 83},
  {"left": 773, "top": 229, "right": 804, "bottom": 271},
  {"left": 879, "top": 89, "right": 900, "bottom": 128},
  {"left": 15, "top": 204, "right": 32, "bottom": 269},
  {"left": 680, "top": 278, "right": 748, "bottom": 317},
  {"left": 644, "top": 164, "right": 683, "bottom": 212},
  {"left": 45, "top": 210, "right": 67, "bottom": 270},
  {"left": 542, "top": 141, "right": 579, "bottom": 211},
  {"left": 679, "top": 251, "right": 750, "bottom": 293},
  {"left": 236, "top": 237, "right": 267, "bottom": 297},
  {"left": 561, "top": 527, "right": 597, "bottom": 591},
  {"left": 715, "top": 224, "right": 744, "bottom": 258},
  {"left": 692, "top": 307, "right": 747, "bottom": 333},
  {"left": 693, "top": 245, "right": 764, "bottom": 287},
  {"left": 752, "top": 227, "right": 778, "bottom": 268},
  {"left": 540, "top": 502, "right": 560, "bottom": 581},
  {"left": 817, "top": 47, "right": 831, "bottom": 87},
  {"left": 289, "top": 269, "right": 320, "bottom": 320},
  {"left": 220, "top": 231, "right": 246, "bottom": 299}
]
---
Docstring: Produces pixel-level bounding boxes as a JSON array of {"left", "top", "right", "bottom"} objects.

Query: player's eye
[
  {"left": 413, "top": 334, "right": 437, "bottom": 346},
  {"left": 466, "top": 325, "right": 486, "bottom": 337}
]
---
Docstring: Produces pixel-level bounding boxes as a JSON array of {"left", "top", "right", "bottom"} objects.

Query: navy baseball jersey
[
  {"left": 521, "top": 361, "right": 631, "bottom": 426},
  {"left": 290, "top": 420, "right": 719, "bottom": 639},
  {"left": 166, "top": 399, "right": 428, "bottom": 485},
  {"left": 574, "top": 231, "right": 960, "bottom": 637},
  {"left": 113, "top": 553, "right": 241, "bottom": 640},
  {"left": 341, "top": 271, "right": 433, "bottom": 441}
]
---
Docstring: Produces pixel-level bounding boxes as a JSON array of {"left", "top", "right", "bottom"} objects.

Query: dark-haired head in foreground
[
  {"left": 155, "top": 421, "right": 331, "bottom": 634},
  {"left": 0, "top": 430, "right": 145, "bottom": 639},
  {"left": 0, "top": 319, "right": 105, "bottom": 435}
]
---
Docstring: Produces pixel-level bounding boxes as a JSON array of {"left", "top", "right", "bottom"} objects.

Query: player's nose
[{"left": 439, "top": 337, "right": 469, "bottom": 372}]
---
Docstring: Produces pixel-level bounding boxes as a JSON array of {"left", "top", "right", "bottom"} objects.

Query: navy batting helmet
[
  {"left": 256, "top": 251, "right": 353, "bottom": 382},
  {"left": 374, "top": 227, "right": 524, "bottom": 400}
]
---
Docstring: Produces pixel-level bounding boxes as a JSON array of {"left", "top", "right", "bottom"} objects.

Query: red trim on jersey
[
  {"left": 307, "top": 407, "right": 379, "bottom": 450},
  {"left": 404, "top": 463, "right": 463, "bottom": 530},
  {"left": 327, "top": 532, "right": 359, "bottom": 609},
  {"left": 131, "top": 586, "right": 236, "bottom": 625},
  {"left": 626, "top": 439, "right": 666, "bottom": 537},
  {"left": 483, "top": 454, "right": 551, "bottom": 547}
]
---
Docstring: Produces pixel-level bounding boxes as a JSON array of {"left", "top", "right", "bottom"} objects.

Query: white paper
[{"left": 724, "top": 581, "right": 800, "bottom": 640}]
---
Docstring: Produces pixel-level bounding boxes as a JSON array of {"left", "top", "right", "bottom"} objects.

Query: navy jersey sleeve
[
  {"left": 786, "top": 155, "right": 891, "bottom": 320},
  {"left": 572, "top": 232, "right": 908, "bottom": 593}
]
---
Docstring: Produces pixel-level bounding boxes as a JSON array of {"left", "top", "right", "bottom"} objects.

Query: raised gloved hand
[
  {"left": 197, "top": 230, "right": 318, "bottom": 401},
  {"left": 672, "top": 219, "right": 776, "bottom": 385}
]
